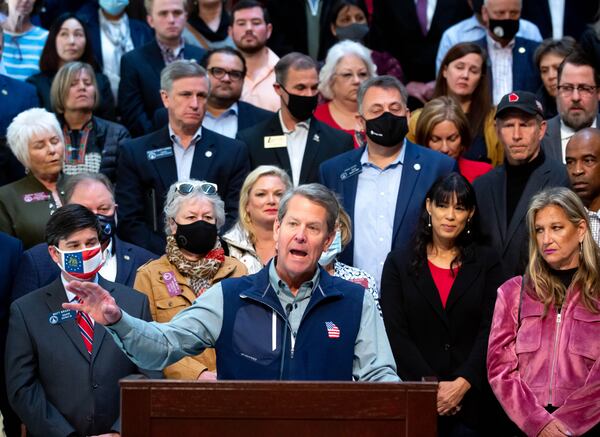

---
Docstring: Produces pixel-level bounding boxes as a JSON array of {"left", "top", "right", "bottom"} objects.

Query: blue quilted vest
[{"left": 215, "top": 265, "right": 364, "bottom": 380}]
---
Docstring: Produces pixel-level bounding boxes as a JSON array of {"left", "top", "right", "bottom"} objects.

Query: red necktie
[
  {"left": 75, "top": 297, "right": 94, "bottom": 354},
  {"left": 416, "top": 0, "right": 428, "bottom": 35}
]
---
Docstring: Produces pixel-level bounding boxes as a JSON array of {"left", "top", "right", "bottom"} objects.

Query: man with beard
[
  {"left": 565, "top": 128, "right": 600, "bottom": 245},
  {"left": 11, "top": 173, "right": 157, "bottom": 300},
  {"left": 542, "top": 52, "right": 600, "bottom": 163},
  {"left": 229, "top": 0, "right": 280, "bottom": 112}
]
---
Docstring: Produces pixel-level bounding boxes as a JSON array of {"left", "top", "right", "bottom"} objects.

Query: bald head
[{"left": 565, "top": 128, "right": 600, "bottom": 210}]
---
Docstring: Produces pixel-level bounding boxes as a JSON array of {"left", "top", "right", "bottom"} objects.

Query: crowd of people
[{"left": 0, "top": 0, "right": 600, "bottom": 436}]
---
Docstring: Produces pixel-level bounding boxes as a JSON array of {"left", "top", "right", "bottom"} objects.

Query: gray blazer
[
  {"left": 541, "top": 113, "right": 600, "bottom": 162},
  {"left": 473, "top": 153, "right": 570, "bottom": 278},
  {"left": 5, "top": 277, "right": 161, "bottom": 437}
]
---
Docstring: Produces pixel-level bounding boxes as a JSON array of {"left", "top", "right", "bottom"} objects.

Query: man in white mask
[{"left": 5, "top": 204, "right": 161, "bottom": 437}]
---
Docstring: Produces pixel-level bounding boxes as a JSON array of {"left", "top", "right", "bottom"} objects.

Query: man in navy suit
[
  {"left": 153, "top": 47, "right": 273, "bottom": 135},
  {"left": 475, "top": 0, "right": 540, "bottom": 104},
  {"left": 320, "top": 76, "right": 456, "bottom": 286},
  {"left": 0, "top": 232, "right": 22, "bottom": 437},
  {"left": 118, "top": 0, "right": 206, "bottom": 136},
  {"left": 116, "top": 60, "right": 250, "bottom": 254},
  {"left": 12, "top": 172, "right": 157, "bottom": 301}
]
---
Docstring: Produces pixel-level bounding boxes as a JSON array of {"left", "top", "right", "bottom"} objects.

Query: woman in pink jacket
[{"left": 487, "top": 187, "right": 600, "bottom": 437}]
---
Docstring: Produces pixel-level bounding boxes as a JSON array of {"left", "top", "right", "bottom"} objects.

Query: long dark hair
[
  {"left": 39, "top": 13, "right": 99, "bottom": 74},
  {"left": 410, "top": 172, "right": 479, "bottom": 275},
  {"left": 434, "top": 42, "right": 491, "bottom": 142}
]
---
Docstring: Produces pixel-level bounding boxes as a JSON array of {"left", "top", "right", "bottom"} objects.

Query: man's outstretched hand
[{"left": 63, "top": 281, "right": 123, "bottom": 325}]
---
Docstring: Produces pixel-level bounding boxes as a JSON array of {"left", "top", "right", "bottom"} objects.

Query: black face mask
[
  {"left": 335, "top": 23, "right": 369, "bottom": 42},
  {"left": 489, "top": 19, "right": 519, "bottom": 41},
  {"left": 364, "top": 112, "right": 409, "bottom": 147},
  {"left": 174, "top": 220, "right": 218, "bottom": 255},
  {"left": 279, "top": 84, "right": 318, "bottom": 121},
  {"left": 96, "top": 213, "right": 116, "bottom": 243}
]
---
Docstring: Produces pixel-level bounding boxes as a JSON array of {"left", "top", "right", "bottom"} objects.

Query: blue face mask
[
  {"left": 99, "top": 0, "right": 129, "bottom": 16},
  {"left": 319, "top": 230, "right": 343, "bottom": 267}
]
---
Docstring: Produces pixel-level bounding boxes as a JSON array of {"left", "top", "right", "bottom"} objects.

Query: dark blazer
[
  {"left": 319, "top": 142, "right": 457, "bottom": 266},
  {"left": 5, "top": 276, "right": 161, "bottom": 437},
  {"left": 77, "top": 3, "right": 155, "bottom": 69},
  {"left": 475, "top": 36, "right": 541, "bottom": 98},
  {"left": 473, "top": 153, "right": 570, "bottom": 278},
  {"left": 237, "top": 114, "right": 354, "bottom": 185},
  {"left": 118, "top": 40, "right": 206, "bottom": 137},
  {"left": 580, "top": 26, "right": 600, "bottom": 73},
  {"left": 11, "top": 237, "right": 157, "bottom": 302},
  {"left": 370, "top": 0, "right": 471, "bottom": 83},
  {"left": 380, "top": 245, "right": 504, "bottom": 427},
  {"left": 542, "top": 113, "right": 600, "bottom": 163},
  {"left": 115, "top": 126, "right": 250, "bottom": 254},
  {"left": 521, "top": 0, "right": 597, "bottom": 40},
  {"left": 152, "top": 100, "right": 274, "bottom": 133},
  {"left": 0, "top": 233, "right": 22, "bottom": 437},
  {"left": 26, "top": 70, "right": 116, "bottom": 121}
]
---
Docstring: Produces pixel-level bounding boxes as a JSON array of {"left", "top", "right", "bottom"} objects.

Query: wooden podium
[{"left": 121, "top": 377, "right": 437, "bottom": 436}]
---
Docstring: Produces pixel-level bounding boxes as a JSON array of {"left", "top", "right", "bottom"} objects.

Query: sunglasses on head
[{"left": 174, "top": 182, "right": 218, "bottom": 196}]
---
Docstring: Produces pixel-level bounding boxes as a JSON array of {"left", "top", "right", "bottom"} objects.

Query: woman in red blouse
[{"left": 380, "top": 172, "right": 504, "bottom": 436}]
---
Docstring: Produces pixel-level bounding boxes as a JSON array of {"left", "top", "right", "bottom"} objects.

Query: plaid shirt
[
  {"left": 587, "top": 208, "right": 600, "bottom": 247},
  {"left": 157, "top": 38, "right": 184, "bottom": 65}
]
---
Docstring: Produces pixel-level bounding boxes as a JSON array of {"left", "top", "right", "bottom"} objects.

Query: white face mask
[
  {"left": 54, "top": 244, "right": 105, "bottom": 280},
  {"left": 318, "top": 229, "right": 342, "bottom": 267}
]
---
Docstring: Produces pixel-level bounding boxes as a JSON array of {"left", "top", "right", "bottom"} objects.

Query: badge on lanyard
[
  {"left": 146, "top": 147, "right": 174, "bottom": 160},
  {"left": 49, "top": 309, "right": 77, "bottom": 325},
  {"left": 162, "top": 271, "right": 182, "bottom": 297}
]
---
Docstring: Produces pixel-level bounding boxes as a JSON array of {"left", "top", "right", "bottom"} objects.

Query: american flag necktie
[{"left": 74, "top": 297, "right": 94, "bottom": 354}]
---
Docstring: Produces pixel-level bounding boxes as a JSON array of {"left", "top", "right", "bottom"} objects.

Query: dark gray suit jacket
[
  {"left": 473, "top": 154, "right": 570, "bottom": 278},
  {"left": 5, "top": 277, "right": 161, "bottom": 437},
  {"left": 542, "top": 114, "right": 600, "bottom": 163}
]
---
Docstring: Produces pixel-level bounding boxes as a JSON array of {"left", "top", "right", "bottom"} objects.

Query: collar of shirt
[
  {"left": 157, "top": 37, "right": 184, "bottom": 60},
  {"left": 168, "top": 124, "right": 203, "bottom": 149},
  {"left": 464, "top": 14, "right": 484, "bottom": 33},
  {"left": 561, "top": 118, "right": 598, "bottom": 141},
  {"left": 98, "top": 9, "right": 129, "bottom": 32},
  {"left": 586, "top": 207, "right": 600, "bottom": 217},
  {"left": 103, "top": 238, "right": 114, "bottom": 261},
  {"left": 268, "top": 258, "right": 320, "bottom": 300},
  {"left": 486, "top": 34, "right": 516, "bottom": 51},
  {"left": 204, "top": 102, "right": 239, "bottom": 121},
  {"left": 61, "top": 273, "right": 99, "bottom": 302},
  {"left": 277, "top": 109, "right": 310, "bottom": 134},
  {"left": 360, "top": 140, "right": 406, "bottom": 170}
]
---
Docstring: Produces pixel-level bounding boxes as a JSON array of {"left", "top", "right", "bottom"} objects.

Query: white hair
[
  {"left": 6, "top": 108, "right": 64, "bottom": 169},
  {"left": 318, "top": 40, "right": 376, "bottom": 101}
]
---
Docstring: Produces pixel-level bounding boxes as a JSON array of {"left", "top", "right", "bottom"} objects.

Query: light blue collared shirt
[
  {"left": 202, "top": 103, "right": 239, "bottom": 139},
  {"left": 436, "top": 15, "right": 542, "bottom": 74},
  {"left": 353, "top": 144, "right": 405, "bottom": 288},
  {"left": 169, "top": 124, "right": 202, "bottom": 181},
  {"left": 105, "top": 261, "right": 399, "bottom": 381}
]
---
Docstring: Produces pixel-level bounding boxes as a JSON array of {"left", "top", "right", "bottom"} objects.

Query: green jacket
[{"left": 0, "top": 173, "right": 68, "bottom": 249}]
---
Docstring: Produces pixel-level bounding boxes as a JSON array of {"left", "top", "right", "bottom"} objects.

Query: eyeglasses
[
  {"left": 175, "top": 182, "right": 218, "bottom": 197},
  {"left": 557, "top": 84, "right": 599, "bottom": 97},
  {"left": 208, "top": 67, "right": 245, "bottom": 81},
  {"left": 334, "top": 71, "right": 370, "bottom": 82}
]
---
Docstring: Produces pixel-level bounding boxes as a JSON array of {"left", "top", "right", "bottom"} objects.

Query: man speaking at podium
[{"left": 65, "top": 184, "right": 400, "bottom": 381}]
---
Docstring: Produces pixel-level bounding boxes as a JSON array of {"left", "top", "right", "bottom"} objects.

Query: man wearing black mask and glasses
[
  {"left": 11, "top": 172, "right": 157, "bottom": 301},
  {"left": 474, "top": 0, "right": 541, "bottom": 105},
  {"left": 320, "top": 75, "right": 456, "bottom": 287},
  {"left": 237, "top": 52, "right": 353, "bottom": 187}
]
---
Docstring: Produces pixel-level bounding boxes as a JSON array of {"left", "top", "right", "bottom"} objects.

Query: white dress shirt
[
  {"left": 548, "top": 0, "right": 565, "bottom": 39},
  {"left": 560, "top": 118, "right": 597, "bottom": 163},
  {"left": 486, "top": 34, "right": 515, "bottom": 105},
  {"left": 169, "top": 125, "right": 203, "bottom": 181},
  {"left": 278, "top": 110, "right": 310, "bottom": 187}
]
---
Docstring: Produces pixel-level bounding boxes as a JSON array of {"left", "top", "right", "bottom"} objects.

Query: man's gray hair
[
  {"left": 274, "top": 52, "right": 318, "bottom": 87},
  {"left": 160, "top": 60, "right": 210, "bottom": 94},
  {"left": 6, "top": 108, "right": 64, "bottom": 169},
  {"left": 357, "top": 75, "right": 408, "bottom": 115},
  {"left": 483, "top": 0, "right": 521, "bottom": 6},
  {"left": 318, "top": 40, "right": 376, "bottom": 100},
  {"left": 278, "top": 184, "right": 339, "bottom": 234},
  {"left": 163, "top": 179, "right": 225, "bottom": 234},
  {"left": 64, "top": 172, "right": 114, "bottom": 204}
]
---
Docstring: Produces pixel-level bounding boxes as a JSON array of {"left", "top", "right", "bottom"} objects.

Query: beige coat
[{"left": 134, "top": 254, "right": 247, "bottom": 379}]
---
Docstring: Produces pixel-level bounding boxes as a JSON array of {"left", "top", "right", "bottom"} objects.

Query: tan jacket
[{"left": 133, "top": 254, "right": 247, "bottom": 379}]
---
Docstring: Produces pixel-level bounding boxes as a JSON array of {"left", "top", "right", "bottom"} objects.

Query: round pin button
[
  {"left": 518, "top": 47, "right": 526, "bottom": 54},
  {"left": 414, "top": 163, "right": 421, "bottom": 171},
  {"left": 205, "top": 151, "right": 213, "bottom": 158}
]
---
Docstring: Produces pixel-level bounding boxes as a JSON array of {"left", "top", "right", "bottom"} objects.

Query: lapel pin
[
  {"left": 313, "top": 134, "right": 320, "bottom": 142},
  {"left": 124, "top": 255, "right": 130, "bottom": 261},
  {"left": 413, "top": 163, "right": 421, "bottom": 171},
  {"left": 205, "top": 150, "right": 213, "bottom": 158},
  {"left": 518, "top": 47, "right": 526, "bottom": 54},
  {"left": 1, "top": 89, "right": 7, "bottom": 95}
]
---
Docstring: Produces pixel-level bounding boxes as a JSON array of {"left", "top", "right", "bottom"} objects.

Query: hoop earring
[{"left": 428, "top": 214, "right": 432, "bottom": 228}]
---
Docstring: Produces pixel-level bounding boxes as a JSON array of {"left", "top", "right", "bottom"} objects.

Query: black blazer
[
  {"left": 152, "top": 100, "right": 274, "bottom": 133},
  {"left": 5, "top": 277, "right": 162, "bottom": 436},
  {"left": 115, "top": 126, "right": 250, "bottom": 254},
  {"left": 26, "top": 70, "right": 116, "bottom": 121},
  {"left": 11, "top": 236, "right": 157, "bottom": 302},
  {"left": 118, "top": 40, "right": 206, "bottom": 137},
  {"left": 473, "top": 153, "right": 570, "bottom": 278},
  {"left": 380, "top": 245, "right": 504, "bottom": 426},
  {"left": 236, "top": 114, "right": 354, "bottom": 185},
  {"left": 521, "top": 0, "right": 598, "bottom": 40}
]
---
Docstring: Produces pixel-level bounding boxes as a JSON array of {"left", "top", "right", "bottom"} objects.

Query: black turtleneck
[
  {"left": 549, "top": 266, "right": 578, "bottom": 289},
  {"left": 188, "top": 9, "right": 230, "bottom": 43},
  {"left": 505, "top": 148, "right": 545, "bottom": 225}
]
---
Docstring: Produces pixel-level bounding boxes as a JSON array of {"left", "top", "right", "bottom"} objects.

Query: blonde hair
[
  {"left": 238, "top": 166, "right": 292, "bottom": 241},
  {"left": 526, "top": 187, "right": 600, "bottom": 314},
  {"left": 415, "top": 96, "right": 471, "bottom": 150},
  {"left": 51, "top": 62, "right": 99, "bottom": 114}
]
